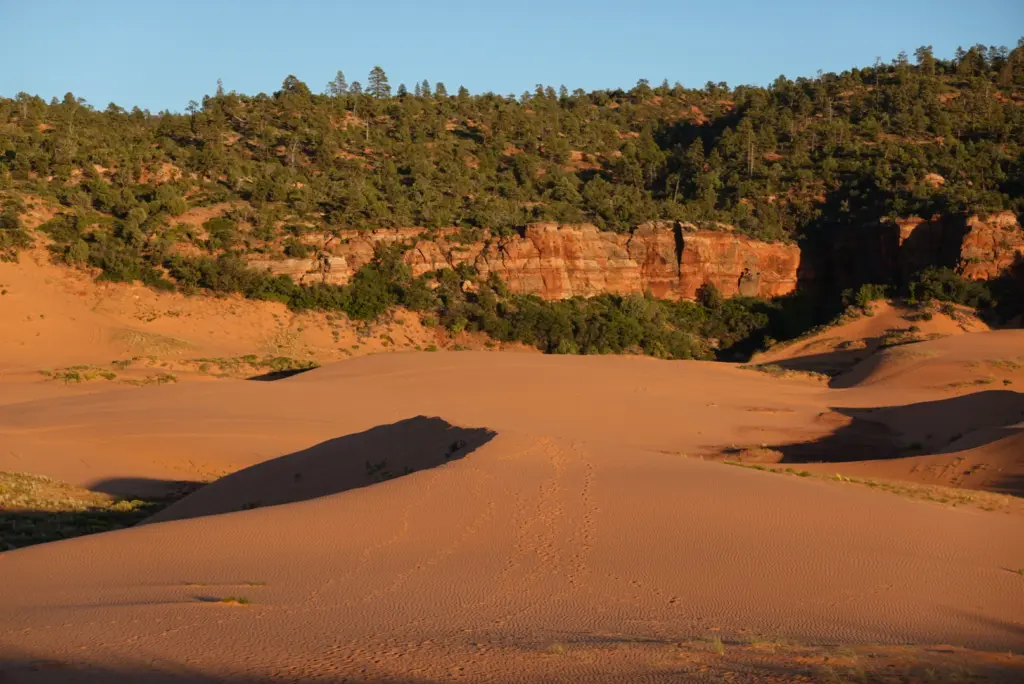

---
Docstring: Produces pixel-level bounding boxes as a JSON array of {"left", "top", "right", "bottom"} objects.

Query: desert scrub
[
  {"left": 219, "top": 596, "right": 250, "bottom": 605},
  {"left": 739, "top": 363, "right": 830, "bottom": 383},
  {"left": 1, "top": 471, "right": 199, "bottom": 550},
  {"left": 40, "top": 365, "right": 117, "bottom": 383},
  {"left": 192, "top": 354, "right": 315, "bottom": 374},
  {"left": 723, "top": 461, "right": 1013, "bottom": 512},
  {"left": 877, "top": 328, "right": 943, "bottom": 349}
]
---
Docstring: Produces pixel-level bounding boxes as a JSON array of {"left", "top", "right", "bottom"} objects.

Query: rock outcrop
[
  {"left": 249, "top": 213, "right": 1022, "bottom": 303},
  {"left": 956, "top": 213, "right": 1024, "bottom": 280},
  {"left": 250, "top": 222, "right": 802, "bottom": 302},
  {"left": 829, "top": 211, "right": 1024, "bottom": 292}
]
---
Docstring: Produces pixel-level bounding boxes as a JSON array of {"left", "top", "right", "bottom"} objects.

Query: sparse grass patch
[
  {"left": 122, "top": 372, "right": 178, "bottom": 386},
  {"left": 723, "top": 461, "right": 1014, "bottom": 512},
  {"left": 986, "top": 358, "right": 1024, "bottom": 371},
  {"left": 739, "top": 363, "right": 830, "bottom": 383},
  {"left": 188, "top": 355, "right": 318, "bottom": 378},
  {"left": 40, "top": 365, "right": 118, "bottom": 383},
  {"left": 878, "top": 328, "right": 945, "bottom": 349},
  {"left": 948, "top": 377, "right": 996, "bottom": 389},
  {"left": 1, "top": 471, "right": 199, "bottom": 550},
  {"left": 719, "top": 446, "right": 785, "bottom": 463},
  {"left": 219, "top": 596, "right": 250, "bottom": 606}
]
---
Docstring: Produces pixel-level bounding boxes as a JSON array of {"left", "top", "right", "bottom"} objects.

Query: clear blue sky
[{"left": 1, "top": 0, "right": 1021, "bottom": 112}]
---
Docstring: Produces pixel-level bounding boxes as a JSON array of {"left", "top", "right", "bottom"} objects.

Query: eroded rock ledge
[{"left": 250, "top": 221, "right": 801, "bottom": 301}]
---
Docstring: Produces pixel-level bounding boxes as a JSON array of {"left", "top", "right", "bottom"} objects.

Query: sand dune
[
  {"left": 1, "top": 350, "right": 1023, "bottom": 682},
  {"left": 751, "top": 301, "right": 986, "bottom": 378},
  {"left": 0, "top": 353, "right": 832, "bottom": 496},
  {"left": 801, "top": 427, "right": 1023, "bottom": 496},
  {"left": 833, "top": 329, "right": 1024, "bottom": 390},
  {"left": 1, "top": 424, "right": 1022, "bottom": 682},
  {"left": 0, "top": 251, "right": 484, "bottom": 377},
  {"left": 2, "top": 265, "right": 1024, "bottom": 681}
]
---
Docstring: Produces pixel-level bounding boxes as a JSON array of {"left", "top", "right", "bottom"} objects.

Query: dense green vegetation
[{"left": 0, "top": 43, "right": 1022, "bottom": 358}]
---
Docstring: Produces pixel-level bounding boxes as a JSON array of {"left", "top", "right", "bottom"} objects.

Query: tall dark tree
[
  {"left": 914, "top": 46, "right": 936, "bottom": 75},
  {"left": 279, "top": 75, "right": 311, "bottom": 97},
  {"left": 326, "top": 70, "right": 348, "bottom": 97},
  {"left": 368, "top": 66, "right": 391, "bottom": 98}
]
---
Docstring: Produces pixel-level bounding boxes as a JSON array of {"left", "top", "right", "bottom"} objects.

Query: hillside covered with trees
[{"left": 1, "top": 42, "right": 1022, "bottom": 359}]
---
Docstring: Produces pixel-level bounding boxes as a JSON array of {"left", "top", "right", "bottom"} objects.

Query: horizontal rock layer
[
  {"left": 250, "top": 222, "right": 801, "bottom": 301},
  {"left": 248, "top": 213, "right": 1023, "bottom": 302}
]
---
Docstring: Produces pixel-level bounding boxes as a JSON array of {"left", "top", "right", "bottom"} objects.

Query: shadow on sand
[
  {"left": 0, "top": 654, "right": 434, "bottom": 683},
  {"left": 774, "top": 391, "right": 1024, "bottom": 493},
  {"left": 144, "top": 415, "right": 496, "bottom": 524},
  {"left": 3, "top": 645, "right": 1022, "bottom": 684},
  {"left": 1, "top": 417, "right": 495, "bottom": 550}
]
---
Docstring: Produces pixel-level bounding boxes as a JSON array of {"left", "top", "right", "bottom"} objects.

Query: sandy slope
[
  {"left": 1, "top": 427, "right": 1021, "bottom": 681},
  {"left": 833, "top": 328, "right": 1024, "bottom": 390},
  {"left": 776, "top": 330, "right": 1024, "bottom": 496},
  {"left": 0, "top": 250, "right": 498, "bottom": 378},
  {"left": 2, "top": 261, "right": 1023, "bottom": 681},
  {"left": 752, "top": 301, "right": 986, "bottom": 379},
  {"left": 1, "top": 352, "right": 1023, "bottom": 682},
  {"left": 0, "top": 353, "right": 830, "bottom": 496}
]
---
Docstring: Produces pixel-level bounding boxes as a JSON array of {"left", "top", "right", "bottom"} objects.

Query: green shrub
[{"left": 910, "top": 267, "right": 992, "bottom": 309}]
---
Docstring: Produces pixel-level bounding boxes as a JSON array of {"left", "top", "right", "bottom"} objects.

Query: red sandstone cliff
[
  {"left": 249, "top": 223, "right": 802, "bottom": 301},
  {"left": 248, "top": 213, "right": 1022, "bottom": 302}
]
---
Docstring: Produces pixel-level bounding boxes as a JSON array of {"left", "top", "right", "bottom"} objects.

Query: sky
[{"left": 1, "top": 0, "right": 1021, "bottom": 112}]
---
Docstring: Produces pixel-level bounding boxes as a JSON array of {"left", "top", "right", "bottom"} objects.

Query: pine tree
[
  {"left": 914, "top": 46, "right": 936, "bottom": 76},
  {"left": 434, "top": 82, "right": 448, "bottom": 98},
  {"left": 326, "top": 70, "right": 348, "bottom": 97},
  {"left": 421, "top": 79, "right": 431, "bottom": 97},
  {"left": 349, "top": 81, "right": 363, "bottom": 96},
  {"left": 368, "top": 66, "right": 391, "bottom": 98},
  {"left": 216, "top": 78, "right": 225, "bottom": 97},
  {"left": 397, "top": 83, "right": 408, "bottom": 98}
]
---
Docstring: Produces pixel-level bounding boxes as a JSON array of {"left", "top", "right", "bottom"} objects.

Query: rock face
[
  {"left": 676, "top": 231, "right": 801, "bottom": 299},
  {"left": 250, "top": 222, "right": 803, "bottom": 302},
  {"left": 829, "top": 211, "right": 1024, "bottom": 291},
  {"left": 957, "top": 213, "right": 1024, "bottom": 280},
  {"left": 248, "top": 213, "right": 1022, "bottom": 302}
]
